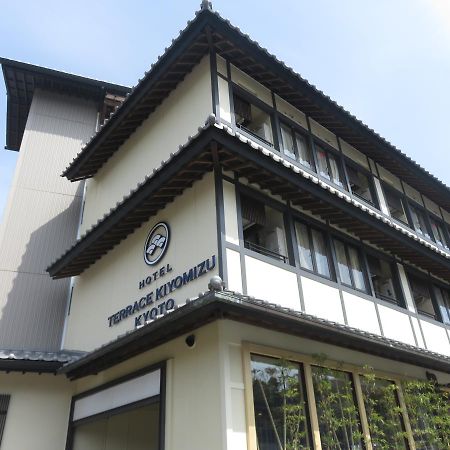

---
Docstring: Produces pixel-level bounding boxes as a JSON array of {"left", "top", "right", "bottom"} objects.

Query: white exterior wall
[
  {"left": 0, "top": 373, "right": 72, "bottom": 450},
  {"left": 64, "top": 174, "right": 218, "bottom": 351},
  {"left": 81, "top": 56, "right": 212, "bottom": 234},
  {"left": 218, "top": 319, "right": 450, "bottom": 450},
  {"left": 73, "top": 321, "right": 225, "bottom": 450},
  {"left": 222, "top": 179, "right": 450, "bottom": 357},
  {"left": 0, "top": 90, "right": 97, "bottom": 350}
]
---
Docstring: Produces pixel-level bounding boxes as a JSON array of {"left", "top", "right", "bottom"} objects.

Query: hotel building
[{"left": 0, "top": 2, "right": 449, "bottom": 449}]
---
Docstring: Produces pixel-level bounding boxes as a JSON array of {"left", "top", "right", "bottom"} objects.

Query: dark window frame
[
  {"left": 294, "top": 219, "right": 335, "bottom": 281},
  {"left": 230, "top": 83, "right": 278, "bottom": 149},
  {"left": 365, "top": 251, "right": 404, "bottom": 307},
  {"left": 333, "top": 237, "right": 369, "bottom": 293},
  {"left": 278, "top": 118, "right": 315, "bottom": 171},
  {"left": 312, "top": 139, "right": 349, "bottom": 191},
  {"left": 407, "top": 271, "right": 442, "bottom": 322},
  {"left": 381, "top": 183, "right": 411, "bottom": 227},
  {"left": 344, "top": 159, "right": 379, "bottom": 209}
]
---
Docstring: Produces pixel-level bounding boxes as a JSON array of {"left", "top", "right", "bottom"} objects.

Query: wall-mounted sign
[
  {"left": 107, "top": 255, "right": 216, "bottom": 328},
  {"left": 144, "top": 222, "right": 169, "bottom": 266}
]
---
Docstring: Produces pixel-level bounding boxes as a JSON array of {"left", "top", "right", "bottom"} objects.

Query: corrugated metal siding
[{"left": 0, "top": 90, "right": 97, "bottom": 351}]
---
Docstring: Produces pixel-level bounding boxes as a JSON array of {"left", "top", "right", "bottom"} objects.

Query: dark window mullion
[
  {"left": 308, "top": 225, "right": 319, "bottom": 274},
  {"left": 344, "top": 244, "right": 356, "bottom": 289}
]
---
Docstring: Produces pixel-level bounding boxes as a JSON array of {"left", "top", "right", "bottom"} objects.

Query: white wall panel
[
  {"left": 226, "top": 249, "right": 243, "bottom": 294},
  {"left": 420, "top": 320, "right": 450, "bottom": 356},
  {"left": 378, "top": 305, "right": 416, "bottom": 345},
  {"left": 410, "top": 317, "right": 425, "bottom": 348},
  {"left": 73, "top": 370, "right": 161, "bottom": 421},
  {"left": 223, "top": 181, "right": 239, "bottom": 245},
  {"left": 218, "top": 77, "right": 232, "bottom": 123},
  {"left": 81, "top": 56, "right": 212, "bottom": 234},
  {"left": 343, "top": 292, "right": 381, "bottom": 335},
  {"left": 245, "top": 256, "right": 301, "bottom": 310},
  {"left": 0, "top": 373, "right": 72, "bottom": 450},
  {"left": 301, "top": 276, "right": 345, "bottom": 324}
]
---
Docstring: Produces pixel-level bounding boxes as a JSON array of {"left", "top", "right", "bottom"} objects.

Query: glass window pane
[
  {"left": 328, "top": 153, "right": 344, "bottom": 187},
  {"left": 409, "top": 275, "right": 437, "bottom": 320},
  {"left": 430, "top": 218, "right": 449, "bottom": 249},
  {"left": 334, "top": 240, "right": 352, "bottom": 286},
  {"left": 360, "top": 376, "right": 407, "bottom": 449},
  {"left": 312, "top": 366, "right": 364, "bottom": 450},
  {"left": 347, "top": 165, "right": 374, "bottom": 204},
  {"left": 311, "top": 229, "right": 331, "bottom": 278},
  {"left": 251, "top": 355, "right": 311, "bottom": 450},
  {"left": 281, "top": 123, "right": 296, "bottom": 160},
  {"left": 72, "top": 402, "right": 160, "bottom": 450},
  {"left": 434, "top": 286, "right": 450, "bottom": 325},
  {"left": 242, "top": 196, "right": 288, "bottom": 263},
  {"left": 384, "top": 188, "right": 408, "bottom": 224},
  {"left": 295, "top": 222, "right": 314, "bottom": 271},
  {"left": 348, "top": 247, "right": 366, "bottom": 291},
  {"left": 316, "top": 147, "right": 330, "bottom": 180},
  {"left": 234, "top": 94, "right": 273, "bottom": 145},
  {"left": 410, "top": 206, "right": 430, "bottom": 238},
  {"left": 295, "top": 132, "right": 313, "bottom": 169},
  {"left": 367, "top": 255, "right": 397, "bottom": 303}
]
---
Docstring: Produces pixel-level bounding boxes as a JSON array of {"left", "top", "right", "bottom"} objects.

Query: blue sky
[{"left": 1, "top": 0, "right": 450, "bottom": 221}]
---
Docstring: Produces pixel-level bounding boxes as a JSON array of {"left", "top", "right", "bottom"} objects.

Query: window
[
  {"left": 429, "top": 216, "right": 449, "bottom": 250},
  {"left": 360, "top": 376, "right": 407, "bottom": 449},
  {"left": 433, "top": 285, "right": 450, "bottom": 325},
  {"left": 251, "top": 355, "right": 312, "bottom": 449},
  {"left": 0, "top": 394, "right": 10, "bottom": 446},
  {"left": 312, "top": 366, "right": 364, "bottom": 449},
  {"left": 280, "top": 123, "right": 314, "bottom": 169},
  {"left": 346, "top": 163, "right": 376, "bottom": 206},
  {"left": 409, "top": 204, "right": 431, "bottom": 239},
  {"left": 367, "top": 255, "right": 400, "bottom": 304},
  {"left": 241, "top": 195, "right": 288, "bottom": 263},
  {"left": 334, "top": 239, "right": 367, "bottom": 292},
  {"left": 383, "top": 186, "right": 409, "bottom": 225},
  {"left": 295, "top": 222, "right": 332, "bottom": 278},
  {"left": 315, "top": 145, "right": 346, "bottom": 188},
  {"left": 408, "top": 274, "right": 438, "bottom": 320},
  {"left": 233, "top": 93, "right": 274, "bottom": 145}
]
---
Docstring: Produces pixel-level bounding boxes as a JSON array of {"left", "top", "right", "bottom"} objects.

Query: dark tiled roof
[
  {"left": 0, "top": 348, "right": 86, "bottom": 373},
  {"left": 61, "top": 284, "right": 450, "bottom": 380},
  {"left": 47, "top": 117, "right": 450, "bottom": 281},
  {"left": 60, "top": 6, "right": 450, "bottom": 210},
  {"left": 0, "top": 57, "right": 130, "bottom": 151}
]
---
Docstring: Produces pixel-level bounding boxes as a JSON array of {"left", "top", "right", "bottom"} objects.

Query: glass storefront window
[
  {"left": 360, "top": 376, "right": 407, "bottom": 449},
  {"left": 72, "top": 402, "right": 160, "bottom": 450},
  {"left": 312, "top": 366, "right": 364, "bottom": 450},
  {"left": 251, "top": 354, "right": 312, "bottom": 450}
]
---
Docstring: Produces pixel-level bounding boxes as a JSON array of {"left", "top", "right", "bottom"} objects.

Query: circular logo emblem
[{"left": 144, "top": 222, "right": 170, "bottom": 266}]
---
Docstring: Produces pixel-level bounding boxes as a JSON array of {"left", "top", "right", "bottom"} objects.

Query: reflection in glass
[
  {"left": 334, "top": 240, "right": 352, "bottom": 286},
  {"left": 312, "top": 366, "right": 363, "bottom": 450},
  {"left": 251, "top": 355, "right": 311, "bottom": 450},
  {"left": 360, "top": 376, "right": 407, "bottom": 449},
  {"left": 348, "top": 247, "right": 366, "bottom": 291},
  {"left": 367, "top": 255, "right": 398, "bottom": 303},
  {"left": 296, "top": 222, "right": 314, "bottom": 271},
  {"left": 312, "top": 229, "right": 331, "bottom": 278}
]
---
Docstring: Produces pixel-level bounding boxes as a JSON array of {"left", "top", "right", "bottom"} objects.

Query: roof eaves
[
  {"left": 61, "top": 8, "right": 213, "bottom": 180},
  {"left": 48, "top": 118, "right": 450, "bottom": 280},
  {"left": 48, "top": 115, "right": 218, "bottom": 277},
  {"left": 206, "top": 10, "right": 450, "bottom": 197},
  {"left": 61, "top": 287, "right": 450, "bottom": 379}
]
